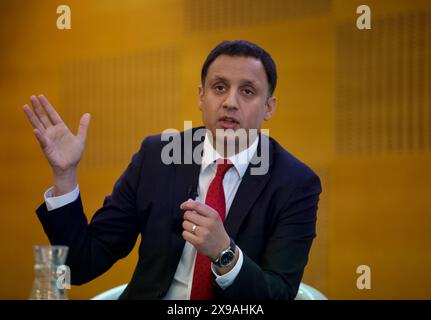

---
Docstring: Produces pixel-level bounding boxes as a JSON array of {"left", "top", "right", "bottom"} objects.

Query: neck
[{"left": 209, "top": 129, "right": 259, "bottom": 158}]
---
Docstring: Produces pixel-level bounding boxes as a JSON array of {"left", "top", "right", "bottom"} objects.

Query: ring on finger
[{"left": 191, "top": 224, "right": 197, "bottom": 234}]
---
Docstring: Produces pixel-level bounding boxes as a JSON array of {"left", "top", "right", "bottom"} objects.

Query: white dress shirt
[{"left": 44, "top": 132, "right": 259, "bottom": 299}]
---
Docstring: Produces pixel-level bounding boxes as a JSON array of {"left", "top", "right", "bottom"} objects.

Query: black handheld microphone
[{"left": 187, "top": 184, "right": 199, "bottom": 200}]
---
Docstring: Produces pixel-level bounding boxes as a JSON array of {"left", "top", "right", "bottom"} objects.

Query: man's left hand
[{"left": 180, "top": 199, "right": 230, "bottom": 261}]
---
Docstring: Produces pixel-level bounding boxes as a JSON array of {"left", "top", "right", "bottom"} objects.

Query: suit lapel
[
  {"left": 225, "top": 134, "right": 274, "bottom": 239},
  {"left": 169, "top": 130, "right": 274, "bottom": 267},
  {"left": 169, "top": 129, "right": 203, "bottom": 268},
  {"left": 170, "top": 162, "right": 200, "bottom": 235}
]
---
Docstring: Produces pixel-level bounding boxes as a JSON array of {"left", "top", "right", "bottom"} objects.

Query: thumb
[{"left": 77, "top": 113, "right": 91, "bottom": 142}]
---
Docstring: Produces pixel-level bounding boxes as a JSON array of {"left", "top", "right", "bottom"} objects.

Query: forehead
[{"left": 206, "top": 55, "right": 267, "bottom": 86}]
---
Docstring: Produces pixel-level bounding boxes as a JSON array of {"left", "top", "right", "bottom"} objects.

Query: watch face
[{"left": 220, "top": 250, "right": 235, "bottom": 267}]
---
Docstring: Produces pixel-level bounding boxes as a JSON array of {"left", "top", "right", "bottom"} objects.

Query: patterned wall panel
[
  {"left": 336, "top": 11, "right": 431, "bottom": 156},
  {"left": 61, "top": 49, "right": 180, "bottom": 169},
  {"left": 185, "top": 0, "right": 331, "bottom": 32}
]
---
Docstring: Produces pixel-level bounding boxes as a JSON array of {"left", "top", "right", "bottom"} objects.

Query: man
[{"left": 23, "top": 40, "right": 321, "bottom": 299}]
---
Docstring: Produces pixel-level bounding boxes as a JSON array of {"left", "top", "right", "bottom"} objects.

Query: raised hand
[{"left": 23, "top": 94, "right": 91, "bottom": 196}]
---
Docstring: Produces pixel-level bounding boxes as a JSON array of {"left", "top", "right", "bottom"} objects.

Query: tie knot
[{"left": 215, "top": 161, "right": 233, "bottom": 178}]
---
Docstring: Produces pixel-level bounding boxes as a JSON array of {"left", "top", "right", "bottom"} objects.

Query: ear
[
  {"left": 198, "top": 86, "right": 204, "bottom": 111},
  {"left": 264, "top": 96, "right": 276, "bottom": 121}
]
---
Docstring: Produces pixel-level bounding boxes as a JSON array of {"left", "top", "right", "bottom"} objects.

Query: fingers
[
  {"left": 182, "top": 229, "right": 199, "bottom": 245},
  {"left": 182, "top": 216, "right": 200, "bottom": 245},
  {"left": 180, "top": 199, "right": 215, "bottom": 218},
  {"left": 183, "top": 209, "right": 206, "bottom": 227},
  {"left": 23, "top": 104, "right": 45, "bottom": 133},
  {"left": 33, "top": 128, "right": 48, "bottom": 149},
  {"left": 25, "top": 94, "right": 91, "bottom": 141},
  {"left": 77, "top": 113, "right": 91, "bottom": 142},
  {"left": 182, "top": 220, "right": 198, "bottom": 235},
  {"left": 38, "top": 94, "right": 63, "bottom": 125},
  {"left": 30, "top": 95, "right": 52, "bottom": 129}
]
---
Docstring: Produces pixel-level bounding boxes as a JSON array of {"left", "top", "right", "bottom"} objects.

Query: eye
[
  {"left": 214, "top": 84, "right": 226, "bottom": 94},
  {"left": 242, "top": 88, "right": 255, "bottom": 96}
]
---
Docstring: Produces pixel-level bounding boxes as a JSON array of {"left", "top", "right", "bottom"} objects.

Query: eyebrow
[{"left": 209, "top": 76, "right": 258, "bottom": 86}]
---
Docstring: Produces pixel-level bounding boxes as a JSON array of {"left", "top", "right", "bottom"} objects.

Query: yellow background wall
[{"left": 0, "top": 0, "right": 430, "bottom": 299}]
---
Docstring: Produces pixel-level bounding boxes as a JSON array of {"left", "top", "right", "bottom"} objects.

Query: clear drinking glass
[{"left": 28, "top": 245, "right": 69, "bottom": 300}]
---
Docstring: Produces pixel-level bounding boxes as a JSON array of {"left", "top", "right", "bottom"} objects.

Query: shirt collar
[{"left": 201, "top": 130, "right": 259, "bottom": 178}]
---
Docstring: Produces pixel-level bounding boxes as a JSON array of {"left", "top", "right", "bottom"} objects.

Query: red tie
[{"left": 190, "top": 161, "right": 233, "bottom": 300}]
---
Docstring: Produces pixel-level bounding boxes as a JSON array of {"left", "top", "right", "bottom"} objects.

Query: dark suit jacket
[{"left": 36, "top": 127, "right": 322, "bottom": 299}]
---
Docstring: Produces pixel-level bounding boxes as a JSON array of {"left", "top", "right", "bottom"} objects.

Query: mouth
[{"left": 218, "top": 116, "right": 240, "bottom": 129}]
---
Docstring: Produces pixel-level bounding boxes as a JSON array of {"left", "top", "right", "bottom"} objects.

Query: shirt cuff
[
  {"left": 44, "top": 185, "right": 80, "bottom": 211},
  {"left": 211, "top": 246, "right": 243, "bottom": 290}
]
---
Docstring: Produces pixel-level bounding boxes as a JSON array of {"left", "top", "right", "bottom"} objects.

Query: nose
[{"left": 222, "top": 90, "right": 239, "bottom": 111}]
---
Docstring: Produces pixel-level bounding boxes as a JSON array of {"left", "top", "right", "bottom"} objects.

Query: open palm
[{"left": 23, "top": 95, "right": 90, "bottom": 174}]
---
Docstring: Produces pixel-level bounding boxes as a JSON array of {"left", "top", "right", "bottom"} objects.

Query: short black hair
[{"left": 201, "top": 40, "right": 277, "bottom": 96}]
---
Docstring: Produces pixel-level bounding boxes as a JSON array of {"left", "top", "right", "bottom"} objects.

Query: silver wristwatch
[{"left": 213, "top": 238, "right": 236, "bottom": 268}]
